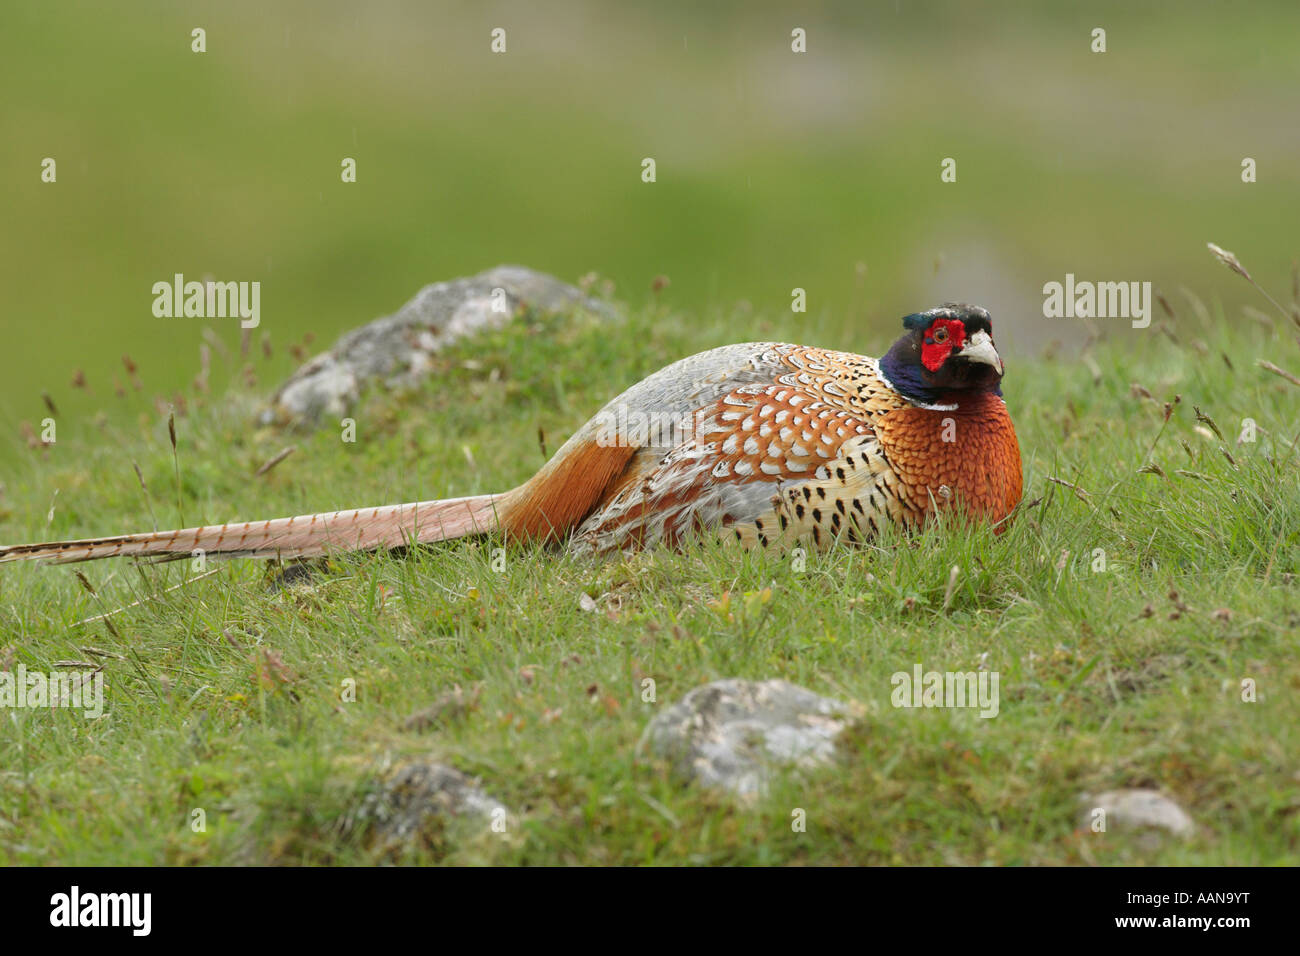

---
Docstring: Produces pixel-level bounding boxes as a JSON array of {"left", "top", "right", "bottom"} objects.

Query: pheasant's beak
[{"left": 958, "top": 330, "right": 1003, "bottom": 376}]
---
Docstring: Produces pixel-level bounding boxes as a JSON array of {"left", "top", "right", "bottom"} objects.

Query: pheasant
[{"left": 0, "top": 304, "right": 1022, "bottom": 566}]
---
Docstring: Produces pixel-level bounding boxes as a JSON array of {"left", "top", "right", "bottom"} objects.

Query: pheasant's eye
[{"left": 932, "top": 326, "right": 948, "bottom": 343}]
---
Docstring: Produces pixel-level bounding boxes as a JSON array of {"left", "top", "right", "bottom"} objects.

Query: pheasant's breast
[{"left": 873, "top": 392, "right": 1023, "bottom": 524}]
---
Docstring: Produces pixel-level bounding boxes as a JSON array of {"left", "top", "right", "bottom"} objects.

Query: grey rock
[
  {"left": 641, "top": 678, "right": 852, "bottom": 798},
  {"left": 261, "top": 265, "right": 614, "bottom": 426},
  {"left": 1080, "top": 788, "right": 1195, "bottom": 838},
  {"left": 360, "top": 760, "right": 507, "bottom": 848}
]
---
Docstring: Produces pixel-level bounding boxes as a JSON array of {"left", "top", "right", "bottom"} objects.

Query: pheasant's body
[
  {"left": 543, "top": 342, "right": 1021, "bottom": 554},
  {"left": 0, "top": 306, "right": 1022, "bottom": 566}
]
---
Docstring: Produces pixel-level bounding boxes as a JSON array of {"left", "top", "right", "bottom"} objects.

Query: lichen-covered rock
[
  {"left": 359, "top": 760, "right": 508, "bottom": 849},
  {"left": 640, "top": 678, "right": 852, "bottom": 798},
  {"left": 1079, "top": 789, "right": 1195, "bottom": 838},
  {"left": 261, "top": 265, "right": 614, "bottom": 426}
]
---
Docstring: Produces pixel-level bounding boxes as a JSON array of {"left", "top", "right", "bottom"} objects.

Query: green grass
[{"left": 1, "top": 289, "right": 1297, "bottom": 865}]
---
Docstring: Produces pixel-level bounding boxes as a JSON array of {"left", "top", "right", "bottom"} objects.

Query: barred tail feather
[{"left": 0, "top": 495, "right": 501, "bottom": 566}]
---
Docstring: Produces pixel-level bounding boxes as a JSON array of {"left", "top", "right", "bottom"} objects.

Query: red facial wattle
[{"left": 920, "top": 319, "right": 966, "bottom": 372}]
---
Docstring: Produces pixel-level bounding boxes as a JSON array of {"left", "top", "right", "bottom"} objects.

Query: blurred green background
[{"left": 3, "top": 0, "right": 1298, "bottom": 460}]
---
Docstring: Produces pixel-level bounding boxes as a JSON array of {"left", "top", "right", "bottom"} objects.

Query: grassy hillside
[{"left": 1, "top": 276, "right": 1296, "bottom": 864}]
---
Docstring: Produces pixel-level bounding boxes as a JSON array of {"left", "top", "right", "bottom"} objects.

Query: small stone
[
  {"left": 1080, "top": 788, "right": 1194, "bottom": 838},
  {"left": 640, "top": 678, "right": 851, "bottom": 799},
  {"left": 359, "top": 759, "right": 507, "bottom": 849}
]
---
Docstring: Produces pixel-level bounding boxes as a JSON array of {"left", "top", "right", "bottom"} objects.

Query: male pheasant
[{"left": 0, "top": 304, "right": 1022, "bottom": 566}]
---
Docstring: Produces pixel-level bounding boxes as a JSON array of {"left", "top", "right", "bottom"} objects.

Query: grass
[{"left": 0, "top": 274, "right": 1297, "bottom": 866}]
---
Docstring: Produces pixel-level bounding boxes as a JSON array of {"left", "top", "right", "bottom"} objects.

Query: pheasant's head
[{"left": 879, "top": 303, "right": 1005, "bottom": 406}]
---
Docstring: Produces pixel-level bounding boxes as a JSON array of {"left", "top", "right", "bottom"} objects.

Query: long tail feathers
[
  {"left": 0, "top": 495, "right": 501, "bottom": 566},
  {"left": 2, "top": 433, "right": 643, "bottom": 568}
]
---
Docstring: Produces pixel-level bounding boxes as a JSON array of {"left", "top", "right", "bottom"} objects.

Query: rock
[
  {"left": 1080, "top": 788, "right": 1194, "bottom": 838},
  {"left": 640, "top": 678, "right": 852, "bottom": 798},
  {"left": 261, "top": 265, "right": 614, "bottom": 426},
  {"left": 359, "top": 760, "right": 508, "bottom": 849}
]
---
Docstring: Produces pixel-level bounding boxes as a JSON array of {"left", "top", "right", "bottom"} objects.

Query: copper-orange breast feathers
[{"left": 873, "top": 392, "right": 1023, "bottom": 525}]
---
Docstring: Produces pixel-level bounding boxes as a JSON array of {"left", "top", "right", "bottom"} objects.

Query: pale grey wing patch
[
  {"left": 655, "top": 479, "right": 784, "bottom": 543},
  {"left": 564, "top": 342, "right": 798, "bottom": 457}
]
